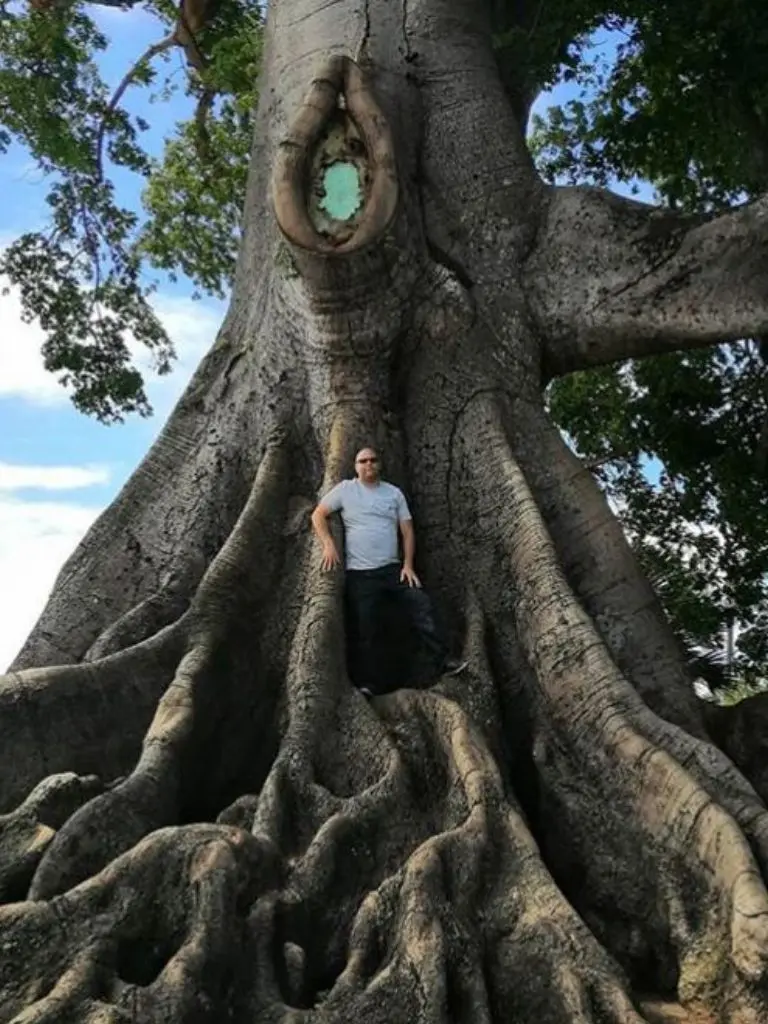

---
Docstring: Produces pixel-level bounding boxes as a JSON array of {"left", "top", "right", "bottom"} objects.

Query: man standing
[{"left": 311, "top": 447, "right": 467, "bottom": 695}]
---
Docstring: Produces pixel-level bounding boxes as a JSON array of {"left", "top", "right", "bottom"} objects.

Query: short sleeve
[
  {"left": 395, "top": 487, "right": 412, "bottom": 522},
  {"left": 321, "top": 481, "right": 346, "bottom": 512}
]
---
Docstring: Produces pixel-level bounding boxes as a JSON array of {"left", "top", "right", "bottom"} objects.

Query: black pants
[{"left": 345, "top": 563, "right": 447, "bottom": 693}]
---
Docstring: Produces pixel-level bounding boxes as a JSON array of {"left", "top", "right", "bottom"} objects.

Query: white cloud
[
  {"left": 0, "top": 462, "right": 109, "bottom": 492},
  {"left": 0, "top": 285, "right": 66, "bottom": 404},
  {"left": 0, "top": 277, "right": 224, "bottom": 672},
  {"left": 0, "top": 276, "right": 223, "bottom": 413},
  {"left": 0, "top": 495, "right": 102, "bottom": 671},
  {"left": 136, "top": 295, "right": 223, "bottom": 416}
]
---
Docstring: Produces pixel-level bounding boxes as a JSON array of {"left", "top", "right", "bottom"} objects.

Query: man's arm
[
  {"left": 399, "top": 518, "right": 421, "bottom": 587},
  {"left": 311, "top": 492, "right": 342, "bottom": 570},
  {"left": 400, "top": 519, "right": 416, "bottom": 569}
]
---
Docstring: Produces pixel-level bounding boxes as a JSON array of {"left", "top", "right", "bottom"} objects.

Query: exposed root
[
  {"left": 511, "top": 405, "right": 768, "bottom": 857},
  {"left": 0, "top": 773, "right": 102, "bottom": 903},
  {"left": 83, "top": 558, "right": 203, "bottom": 661},
  {"left": 515, "top": 403, "right": 705, "bottom": 730},
  {"left": 0, "top": 824, "right": 279, "bottom": 1023},
  {"left": 28, "top": 442, "right": 290, "bottom": 899},
  {"left": 640, "top": 999, "right": 718, "bottom": 1024},
  {"left": 2, "top": 394, "right": 766, "bottom": 1024},
  {"left": 463, "top": 399, "right": 768, "bottom": 1017},
  {"left": 229, "top": 685, "right": 648, "bottom": 1023},
  {"left": 303, "top": 692, "right": 643, "bottom": 1024},
  {"left": 0, "top": 619, "right": 186, "bottom": 814}
]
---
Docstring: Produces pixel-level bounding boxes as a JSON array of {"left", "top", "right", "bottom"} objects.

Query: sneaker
[
  {"left": 442, "top": 658, "right": 469, "bottom": 677},
  {"left": 359, "top": 687, "right": 374, "bottom": 699}
]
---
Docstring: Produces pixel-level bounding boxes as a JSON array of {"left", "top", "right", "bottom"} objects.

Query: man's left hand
[{"left": 400, "top": 565, "right": 421, "bottom": 588}]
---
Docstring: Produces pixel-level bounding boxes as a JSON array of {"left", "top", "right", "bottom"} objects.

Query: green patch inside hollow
[{"left": 319, "top": 162, "right": 362, "bottom": 221}]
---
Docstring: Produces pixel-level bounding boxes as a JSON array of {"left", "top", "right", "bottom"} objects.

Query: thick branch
[
  {"left": 525, "top": 187, "right": 768, "bottom": 376},
  {"left": 491, "top": 0, "right": 595, "bottom": 130}
]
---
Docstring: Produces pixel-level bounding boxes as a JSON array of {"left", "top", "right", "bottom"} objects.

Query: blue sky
[
  {"left": 0, "top": 13, "right": 634, "bottom": 669},
  {"left": 0, "top": 5, "right": 228, "bottom": 666}
]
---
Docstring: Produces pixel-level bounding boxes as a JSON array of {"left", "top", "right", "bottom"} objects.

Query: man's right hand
[{"left": 321, "top": 540, "right": 341, "bottom": 571}]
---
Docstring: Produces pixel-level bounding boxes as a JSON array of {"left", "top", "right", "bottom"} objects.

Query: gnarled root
[
  {"left": 28, "top": 441, "right": 290, "bottom": 900},
  {"left": 256, "top": 690, "right": 644, "bottom": 1024},
  {"left": 508, "top": 405, "right": 768, "bottom": 854},
  {"left": 83, "top": 561, "right": 201, "bottom": 662},
  {"left": 462, "top": 398, "right": 768, "bottom": 1019},
  {"left": 0, "top": 773, "right": 102, "bottom": 903},
  {"left": 0, "top": 824, "right": 279, "bottom": 1024},
  {"left": 0, "top": 619, "right": 187, "bottom": 814},
  {"left": 4, "top": 396, "right": 768, "bottom": 1024}
]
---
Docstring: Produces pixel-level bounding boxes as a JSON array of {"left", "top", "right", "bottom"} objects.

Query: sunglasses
[{"left": 357, "top": 457, "right": 378, "bottom": 464}]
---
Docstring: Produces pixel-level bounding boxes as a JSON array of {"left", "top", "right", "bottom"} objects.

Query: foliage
[
  {"left": 528, "top": 0, "right": 768, "bottom": 209},
  {"left": 548, "top": 347, "right": 768, "bottom": 688},
  {"left": 529, "top": 0, "right": 768, "bottom": 685},
  {"left": 0, "top": 0, "right": 260, "bottom": 419},
  {"left": 139, "top": 18, "right": 259, "bottom": 299},
  {"left": 489, "top": 0, "right": 606, "bottom": 116}
]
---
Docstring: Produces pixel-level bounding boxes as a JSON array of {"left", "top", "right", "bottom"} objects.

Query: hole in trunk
[
  {"left": 116, "top": 931, "right": 180, "bottom": 987},
  {"left": 308, "top": 111, "right": 370, "bottom": 242},
  {"left": 318, "top": 162, "right": 363, "bottom": 221}
]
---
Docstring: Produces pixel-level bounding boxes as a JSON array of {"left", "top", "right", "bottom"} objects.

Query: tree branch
[
  {"left": 525, "top": 186, "right": 768, "bottom": 377},
  {"left": 96, "top": 35, "right": 176, "bottom": 180},
  {"left": 94, "top": 0, "right": 216, "bottom": 180},
  {"left": 29, "top": 0, "right": 142, "bottom": 9},
  {"left": 583, "top": 447, "right": 632, "bottom": 472}
]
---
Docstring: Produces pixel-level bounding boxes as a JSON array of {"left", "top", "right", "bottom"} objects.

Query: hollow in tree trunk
[{"left": 3, "top": 0, "right": 768, "bottom": 1021}]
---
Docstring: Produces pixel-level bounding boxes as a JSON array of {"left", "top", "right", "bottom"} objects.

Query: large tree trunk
[{"left": 3, "top": 1, "right": 768, "bottom": 1021}]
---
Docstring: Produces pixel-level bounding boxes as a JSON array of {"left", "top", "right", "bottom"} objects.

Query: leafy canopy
[
  {"left": 1, "top": 0, "right": 766, "bottom": 686},
  {"left": 0, "top": 0, "right": 260, "bottom": 420},
  {"left": 527, "top": 0, "right": 768, "bottom": 689}
]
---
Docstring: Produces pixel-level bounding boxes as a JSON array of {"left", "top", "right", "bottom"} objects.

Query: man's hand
[
  {"left": 400, "top": 564, "right": 421, "bottom": 588},
  {"left": 321, "top": 540, "right": 341, "bottom": 571}
]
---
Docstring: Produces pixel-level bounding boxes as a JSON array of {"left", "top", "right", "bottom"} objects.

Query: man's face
[{"left": 355, "top": 448, "right": 380, "bottom": 483}]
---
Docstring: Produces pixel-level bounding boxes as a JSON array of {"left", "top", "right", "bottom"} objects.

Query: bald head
[{"left": 354, "top": 447, "right": 380, "bottom": 485}]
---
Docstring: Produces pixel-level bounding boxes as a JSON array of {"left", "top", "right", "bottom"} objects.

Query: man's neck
[{"left": 357, "top": 477, "right": 380, "bottom": 489}]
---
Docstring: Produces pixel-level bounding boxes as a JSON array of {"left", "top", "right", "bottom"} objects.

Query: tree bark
[
  {"left": 526, "top": 188, "right": 768, "bottom": 377},
  {"left": 2, "top": 0, "right": 768, "bottom": 1021}
]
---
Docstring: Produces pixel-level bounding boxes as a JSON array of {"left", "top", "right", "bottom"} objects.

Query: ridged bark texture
[{"left": 2, "top": 0, "right": 768, "bottom": 1022}]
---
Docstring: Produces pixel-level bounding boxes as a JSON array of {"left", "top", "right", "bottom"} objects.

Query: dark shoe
[{"left": 442, "top": 658, "right": 468, "bottom": 677}]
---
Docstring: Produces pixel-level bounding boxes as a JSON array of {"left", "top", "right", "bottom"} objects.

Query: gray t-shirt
[{"left": 321, "top": 479, "right": 411, "bottom": 570}]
